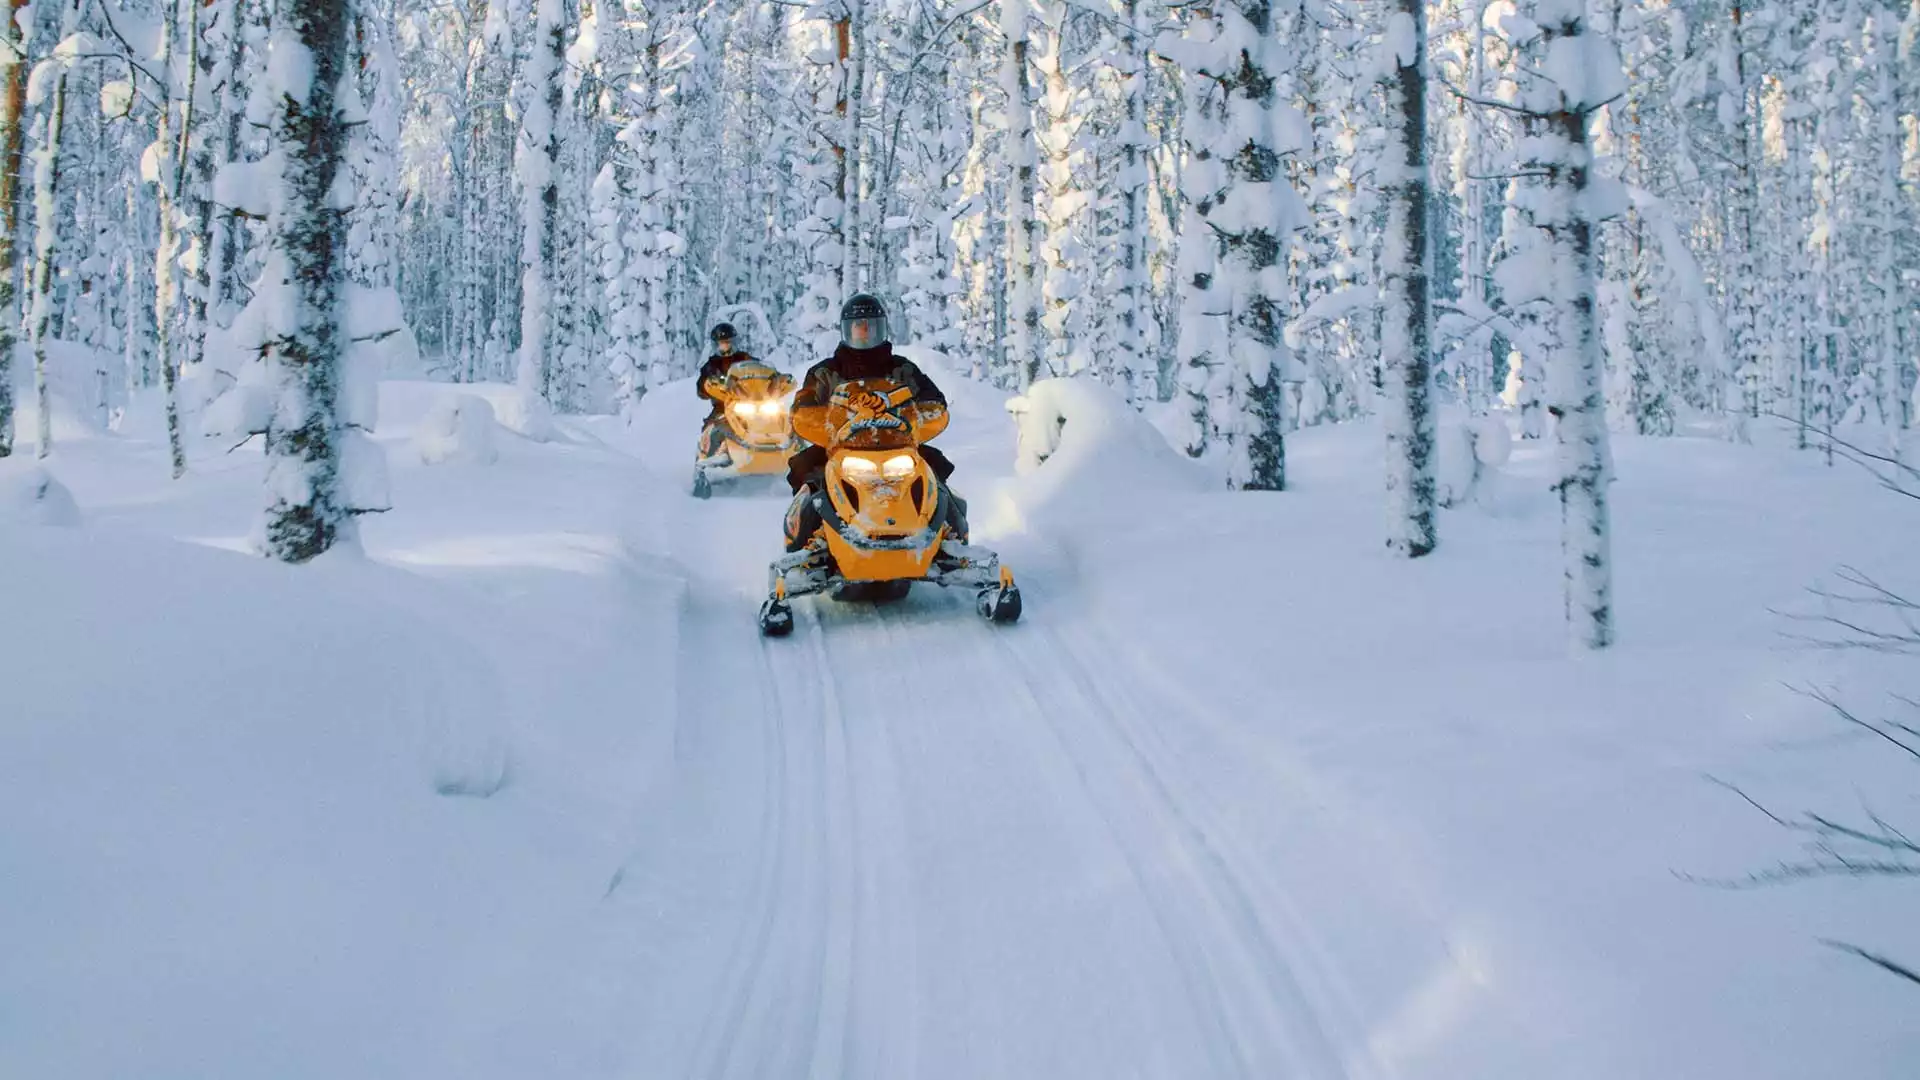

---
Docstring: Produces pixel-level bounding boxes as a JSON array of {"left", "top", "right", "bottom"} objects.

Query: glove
[{"left": 846, "top": 389, "right": 892, "bottom": 415}]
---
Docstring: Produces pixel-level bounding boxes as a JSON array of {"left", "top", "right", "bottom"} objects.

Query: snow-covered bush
[
  {"left": 1437, "top": 413, "right": 1513, "bottom": 510},
  {"left": 497, "top": 389, "right": 557, "bottom": 443},
  {"left": 0, "top": 465, "right": 80, "bottom": 527},
  {"left": 198, "top": 362, "right": 276, "bottom": 442},
  {"left": 414, "top": 394, "right": 502, "bottom": 466},
  {"left": 998, "top": 377, "right": 1210, "bottom": 532}
]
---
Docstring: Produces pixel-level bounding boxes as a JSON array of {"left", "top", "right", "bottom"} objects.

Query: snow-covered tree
[
  {"left": 147, "top": 0, "right": 204, "bottom": 477},
  {"left": 255, "top": 0, "right": 374, "bottom": 561},
  {"left": 1175, "top": 0, "right": 1301, "bottom": 490},
  {"left": 790, "top": 3, "right": 853, "bottom": 357},
  {"left": 1172, "top": 4, "right": 1222, "bottom": 459},
  {"left": 515, "top": 0, "right": 564, "bottom": 413},
  {"left": 1105, "top": 0, "right": 1153, "bottom": 405},
  {"left": 1036, "top": 0, "right": 1087, "bottom": 377},
  {"left": 0, "top": 0, "right": 26, "bottom": 458},
  {"left": 1381, "top": 0, "right": 1435, "bottom": 556},
  {"left": 1003, "top": 0, "right": 1040, "bottom": 389},
  {"left": 1499, "top": 0, "right": 1624, "bottom": 649},
  {"left": 27, "top": 0, "right": 82, "bottom": 460}
]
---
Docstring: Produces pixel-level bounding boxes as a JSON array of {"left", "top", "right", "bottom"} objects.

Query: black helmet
[
  {"left": 709, "top": 322, "right": 736, "bottom": 343},
  {"left": 839, "top": 294, "right": 889, "bottom": 349}
]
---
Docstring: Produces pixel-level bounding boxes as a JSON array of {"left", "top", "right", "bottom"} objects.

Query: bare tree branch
[{"left": 1819, "top": 940, "right": 1920, "bottom": 989}]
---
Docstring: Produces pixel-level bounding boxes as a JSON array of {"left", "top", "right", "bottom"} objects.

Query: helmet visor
[{"left": 842, "top": 315, "right": 887, "bottom": 349}]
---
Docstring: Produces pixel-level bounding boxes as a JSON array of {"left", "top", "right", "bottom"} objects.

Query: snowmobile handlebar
[
  {"left": 792, "top": 379, "right": 948, "bottom": 450},
  {"left": 705, "top": 364, "right": 794, "bottom": 406}
]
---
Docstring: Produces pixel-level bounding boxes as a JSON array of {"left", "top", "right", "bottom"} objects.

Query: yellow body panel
[
  {"left": 726, "top": 443, "right": 791, "bottom": 475},
  {"left": 816, "top": 446, "right": 943, "bottom": 581},
  {"left": 824, "top": 524, "right": 947, "bottom": 582}
]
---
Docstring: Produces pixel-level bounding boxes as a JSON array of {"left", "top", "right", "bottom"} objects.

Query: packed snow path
[
  {"left": 591, "top": 365, "right": 1585, "bottom": 1080},
  {"left": 612, "top": 381, "right": 1390, "bottom": 1077},
  {"left": 6, "top": 367, "right": 1915, "bottom": 1078},
  {"left": 626, "top": 500, "right": 1375, "bottom": 1077}
]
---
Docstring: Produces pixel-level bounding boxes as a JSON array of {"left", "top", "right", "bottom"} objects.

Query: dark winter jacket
[{"left": 790, "top": 343, "right": 948, "bottom": 414}]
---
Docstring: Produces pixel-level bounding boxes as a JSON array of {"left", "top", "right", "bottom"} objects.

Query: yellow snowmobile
[
  {"left": 758, "top": 377, "right": 1022, "bottom": 636},
  {"left": 692, "top": 359, "right": 797, "bottom": 498}
]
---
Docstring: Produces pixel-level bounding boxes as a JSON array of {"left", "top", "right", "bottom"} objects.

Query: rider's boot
[
  {"left": 785, "top": 484, "right": 824, "bottom": 552},
  {"left": 697, "top": 416, "right": 727, "bottom": 459},
  {"left": 944, "top": 489, "right": 970, "bottom": 545}
]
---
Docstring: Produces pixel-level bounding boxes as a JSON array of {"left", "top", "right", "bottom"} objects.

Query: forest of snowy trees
[{"left": 0, "top": 0, "right": 1912, "bottom": 639}]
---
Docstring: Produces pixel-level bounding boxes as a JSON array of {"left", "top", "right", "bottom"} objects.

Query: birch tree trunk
[
  {"left": 1727, "top": 2, "right": 1761, "bottom": 433},
  {"left": 1107, "top": 0, "right": 1152, "bottom": 406},
  {"left": 1382, "top": 0, "right": 1435, "bottom": 556},
  {"left": 1460, "top": 0, "right": 1490, "bottom": 411},
  {"left": 1205, "top": 0, "right": 1293, "bottom": 491},
  {"left": 29, "top": 0, "right": 81, "bottom": 460},
  {"left": 839, "top": 0, "right": 866, "bottom": 298},
  {"left": 213, "top": 0, "right": 256, "bottom": 323},
  {"left": 259, "top": 0, "right": 353, "bottom": 561},
  {"left": 1533, "top": 1, "right": 1617, "bottom": 649},
  {"left": 1002, "top": 0, "right": 1040, "bottom": 390},
  {"left": 1037, "top": 0, "right": 1083, "bottom": 378},
  {"left": 154, "top": 0, "right": 200, "bottom": 478},
  {"left": 517, "top": 0, "right": 564, "bottom": 407},
  {"left": 1869, "top": 11, "right": 1906, "bottom": 436},
  {"left": 1174, "top": 4, "right": 1221, "bottom": 460},
  {"left": 0, "top": 0, "right": 26, "bottom": 457},
  {"left": 184, "top": 0, "right": 232, "bottom": 371}
]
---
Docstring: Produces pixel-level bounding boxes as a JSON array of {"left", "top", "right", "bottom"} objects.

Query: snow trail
[{"left": 607, "top": 418, "right": 1384, "bottom": 1077}]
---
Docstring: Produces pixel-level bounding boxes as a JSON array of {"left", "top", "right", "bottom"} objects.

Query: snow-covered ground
[{"left": 3, "top": 357, "right": 1915, "bottom": 1078}]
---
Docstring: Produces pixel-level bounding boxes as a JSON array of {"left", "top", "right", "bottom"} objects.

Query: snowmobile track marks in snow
[
  {"left": 1067, "top": 624, "right": 1406, "bottom": 1067},
  {"left": 682, "top": 612, "right": 796, "bottom": 1079},
  {"left": 688, "top": 598, "right": 921, "bottom": 1080},
  {"left": 805, "top": 607, "right": 921, "bottom": 1078},
  {"left": 685, "top": 618, "right": 845, "bottom": 1080},
  {"left": 987, "top": 624, "right": 1376, "bottom": 1080}
]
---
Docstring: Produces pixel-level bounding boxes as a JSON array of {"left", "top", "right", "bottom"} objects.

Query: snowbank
[
  {"left": 993, "top": 376, "right": 1210, "bottom": 532},
  {"left": 497, "top": 387, "right": 557, "bottom": 442},
  {"left": 0, "top": 525, "right": 528, "bottom": 1077},
  {"left": 196, "top": 360, "right": 276, "bottom": 441},
  {"left": 413, "top": 393, "right": 502, "bottom": 466},
  {"left": 1, "top": 375, "right": 695, "bottom": 1079},
  {"left": 0, "top": 463, "right": 80, "bottom": 526},
  {"left": 1437, "top": 410, "right": 1515, "bottom": 510}
]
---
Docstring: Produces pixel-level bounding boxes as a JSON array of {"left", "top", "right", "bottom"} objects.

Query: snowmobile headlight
[
  {"left": 881, "top": 454, "right": 916, "bottom": 480},
  {"left": 729, "top": 401, "right": 754, "bottom": 418},
  {"left": 759, "top": 400, "right": 787, "bottom": 416},
  {"left": 840, "top": 457, "right": 880, "bottom": 478}
]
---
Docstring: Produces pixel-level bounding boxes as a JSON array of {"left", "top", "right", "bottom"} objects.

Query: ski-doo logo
[{"left": 837, "top": 384, "right": 916, "bottom": 438}]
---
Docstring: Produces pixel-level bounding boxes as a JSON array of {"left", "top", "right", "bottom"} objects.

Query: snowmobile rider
[
  {"left": 696, "top": 322, "right": 753, "bottom": 457},
  {"left": 785, "top": 293, "right": 968, "bottom": 544}
]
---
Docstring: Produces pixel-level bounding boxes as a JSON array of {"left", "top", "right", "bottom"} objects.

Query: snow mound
[
  {"left": 1438, "top": 412, "right": 1515, "bottom": 509},
  {"left": 0, "top": 464, "right": 81, "bottom": 526},
  {"left": 414, "top": 394, "right": 502, "bottom": 466},
  {"left": 498, "top": 388, "right": 557, "bottom": 443},
  {"left": 7, "top": 351, "right": 111, "bottom": 445},
  {"left": 995, "top": 377, "right": 1210, "bottom": 531},
  {"left": 0, "top": 524, "right": 541, "bottom": 1076},
  {"left": 198, "top": 363, "right": 276, "bottom": 441}
]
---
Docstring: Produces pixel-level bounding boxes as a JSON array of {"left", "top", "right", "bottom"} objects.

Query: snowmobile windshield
[{"left": 722, "top": 360, "right": 786, "bottom": 391}]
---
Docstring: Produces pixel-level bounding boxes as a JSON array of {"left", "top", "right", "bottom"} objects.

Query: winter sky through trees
[{"left": 0, "top": 0, "right": 1913, "bottom": 645}]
